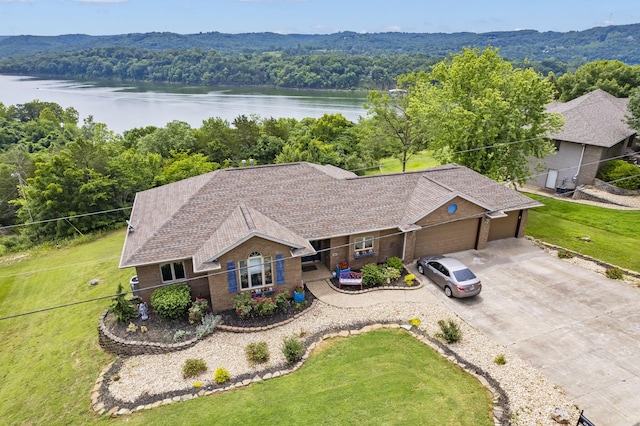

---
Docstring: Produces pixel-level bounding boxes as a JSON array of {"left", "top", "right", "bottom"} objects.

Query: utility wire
[
  {"left": 1, "top": 151, "right": 637, "bottom": 291},
  {"left": 2, "top": 171, "right": 639, "bottom": 322}
]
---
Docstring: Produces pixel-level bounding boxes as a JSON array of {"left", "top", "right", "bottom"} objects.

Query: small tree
[{"left": 110, "top": 283, "right": 136, "bottom": 324}]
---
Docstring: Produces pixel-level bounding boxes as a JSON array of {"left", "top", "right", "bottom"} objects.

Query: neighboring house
[
  {"left": 120, "top": 162, "right": 540, "bottom": 313},
  {"left": 529, "top": 89, "right": 637, "bottom": 191}
]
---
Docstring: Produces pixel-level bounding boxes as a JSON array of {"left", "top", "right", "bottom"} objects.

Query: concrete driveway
[{"left": 412, "top": 238, "right": 640, "bottom": 426}]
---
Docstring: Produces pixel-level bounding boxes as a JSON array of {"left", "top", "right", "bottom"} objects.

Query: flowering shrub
[
  {"left": 232, "top": 290, "right": 291, "bottom": 319},
  {"left": 233, "top": 292, "right": 255, "bottom": 319},
  {"left": 382, "top": 266, "right": 401, "bottom": 282}
]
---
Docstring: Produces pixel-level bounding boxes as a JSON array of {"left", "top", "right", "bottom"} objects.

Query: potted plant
[{"left": 293, "top": 285, "right": 305, "bottom": 303}]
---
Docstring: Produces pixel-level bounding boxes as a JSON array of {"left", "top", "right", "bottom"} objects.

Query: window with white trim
[
  {"left": 238, "top": 252, "right": 273, "bottom": 289},
  {"left": 160, "top": 261, "right": 186, "bottom": 282},
  {"left": 354, "top": 236, "right": 374, "bottom": 256}
]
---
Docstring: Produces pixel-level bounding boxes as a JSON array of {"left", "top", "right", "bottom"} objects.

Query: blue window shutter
[
  {"left": 227, "top": 261, "right": 238, "bottom": 293},
  {"left": 275, "top": 254, "right": 285, "bottom": 285}
]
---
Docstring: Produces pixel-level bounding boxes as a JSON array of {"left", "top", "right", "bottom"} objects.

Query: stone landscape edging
[
  {"left": 327, "top": 280, "right": 423, "bottom": 294},
  {"left": 91, "top": 322, "right": 510, "bottom": 425},
  {"left": 98, "top": 309, "right": 200, "bottom": 356},
  {"left": 527, "top": 236, "right": 640, "bottom": 280}
]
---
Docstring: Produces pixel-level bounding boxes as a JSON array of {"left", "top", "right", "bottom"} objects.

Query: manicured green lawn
[
  {"left": 364, "top": 150, "right": 440, "bottom": 175},
  {"left": 0, "top": 230, "right": 131, "bottom": 426},
  {"left": 525, "top": 193, "right": 640, "bottom": 272},
  {"left": 117, "top": 330, "right": 494, "bottom": 426}
]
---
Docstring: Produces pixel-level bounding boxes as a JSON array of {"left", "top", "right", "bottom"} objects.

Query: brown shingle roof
[
  {"left": 547, "top": 89, "right": 636, "bottom": 147},
  {"left": 120, "top": 162, "right": 540, "bottom": 268}
]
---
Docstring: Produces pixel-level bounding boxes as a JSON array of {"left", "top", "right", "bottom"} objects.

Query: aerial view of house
[{"left": 120, "top": 162, "right": 540, "bottom": 312}]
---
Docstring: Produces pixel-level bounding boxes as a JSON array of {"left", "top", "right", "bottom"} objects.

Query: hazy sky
[{"left": 0, "top": 0, "right": 638, "bottom": 36}]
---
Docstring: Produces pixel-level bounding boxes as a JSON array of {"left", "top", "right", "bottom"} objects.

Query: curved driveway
[{"left": 422, "top": 238, "right": 640, "bottom": 426}]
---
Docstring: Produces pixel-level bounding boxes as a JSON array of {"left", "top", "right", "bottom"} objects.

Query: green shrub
[
  {"left": 151, "top": 283, "right": 192, "bottom": 320},
  {"left": 233, "top": 291, "right": 255, "bottom": 319},
  {"left": 557, "top": 249, "right": 575, "bottom": 259},
  {"left": 435, "top": 319, "right": 462, "bottom": 344},
  {"left": 282, "top": 336, "right": 304, "bottom": 364},
  {"left": 245, "top": 341, "right": 270, "bottom": 365},
  {"left": 188, "top": 297, "right": 209, "bottom": 324},
  {"left": 404, "top": 273, "right": 416, "bottom": 286},
  {"left": 254, "top": 296, "right": 277, "bottom": 316},
  {"left": 273, "top": 288, "right": 290, "bottom": 311},
  {"left": 110, "top": 283, "right": 136, "bottom": 324},
  {"left": 494, "top": 354, "right": 507, "bottom": 365},
  {"left": 361, "top": 263, "right": 384, "bottom": 287},
  {"left": 196, "top": 313, "right": 221, "bottom": 339},
  {"left": 382, "top": 266, "right": 401, "bottom": 282},
  {"left": 606, "top": 266, "right": 624, "bottom": 280},
  {"left": 214, "top": 367, "right": 231, "bottom": 384},
  {"left": 386, "top": 257, "right": 404, "bottom": 273},
  {"left": 597, "top": 160, "right": 640, "bottom": 190},
  {"left": 182, "top": 358, "right": 207, "bottom": 378},
  {"left": 173, "top": 329, "right": 192, "bottom": 342}
]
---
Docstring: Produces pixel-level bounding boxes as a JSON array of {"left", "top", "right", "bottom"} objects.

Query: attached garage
[
  {"left": 414, "top": 218, "right": 481, "bottom": 257},
  {"left": 488, "top": 210, "right": 521, "bottom": 241}
]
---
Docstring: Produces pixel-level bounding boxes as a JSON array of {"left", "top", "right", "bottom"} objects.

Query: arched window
[{"left": 238, "top": 252, "right": 273, "bottom": 289}]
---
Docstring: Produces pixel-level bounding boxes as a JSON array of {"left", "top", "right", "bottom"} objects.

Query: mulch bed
[
  {"left": 218, "top": 292, "right": 316, "bottom": 328},
  {"left": 104, "top": 293, "right": 316, "bottom": 345},
  {"left": 330, "top": 268, "right": 414, "bottom": 292}
]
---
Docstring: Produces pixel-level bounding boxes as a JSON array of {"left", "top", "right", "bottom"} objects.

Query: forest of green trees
[{"left": 1, "top": 50, "right": 639, "bottom": 252}]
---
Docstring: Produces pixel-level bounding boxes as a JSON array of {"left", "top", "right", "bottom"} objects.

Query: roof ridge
[{"left": 239, "top": 203, "right": 255, "bottom": 230}]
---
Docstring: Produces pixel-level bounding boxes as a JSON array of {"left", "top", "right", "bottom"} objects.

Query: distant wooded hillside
[{"left": 1, "top": 23, "right": 639, "bottom": 63}]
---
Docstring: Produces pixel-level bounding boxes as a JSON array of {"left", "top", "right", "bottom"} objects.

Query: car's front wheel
[
  {"left": 444, "top": 286, "right": 453, "bottom": 298},
  {"left": 417, "top": 264, "right": 424, "bottom": 274}
]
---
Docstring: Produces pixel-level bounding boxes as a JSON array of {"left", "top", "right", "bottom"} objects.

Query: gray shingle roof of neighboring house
[
  {"left": 120, "top": 162, "right": 540, "bottom": 271},
  {"left": 547, "top": 89, "right": 636, "bottom": 147}
]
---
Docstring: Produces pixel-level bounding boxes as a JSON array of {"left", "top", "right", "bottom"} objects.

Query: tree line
[
  {"left": 0, "top": 47, "right": 442, "bottom": 90},
  {"left": 2, "top": 24, "right": 640, "bottom": 63},
  {"left": 1, "top": 54, "right": 639, "bottom": 252}
]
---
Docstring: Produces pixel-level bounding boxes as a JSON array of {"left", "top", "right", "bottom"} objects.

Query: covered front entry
[{"left": 414, "top": 218, "right": 480, "bottom": 257}]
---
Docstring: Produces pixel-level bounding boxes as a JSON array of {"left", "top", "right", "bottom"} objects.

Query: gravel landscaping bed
[{"left": 103, "top": 299, "right": 579, "bottom": 425}]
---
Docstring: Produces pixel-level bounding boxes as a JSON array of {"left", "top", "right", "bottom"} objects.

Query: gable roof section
[
  {"left": 547, "top": 89, "right": 636, "bottom": 148},
  {"left": 192, "top": 204, "right": 315, "bottom": 272},
  {"left": 120, "top": 162, "right": 541, "bottom": 269}
]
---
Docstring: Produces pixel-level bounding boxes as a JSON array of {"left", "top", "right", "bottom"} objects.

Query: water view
[{"left": 0, "top": 75, "right": 369, "bottom": 134}]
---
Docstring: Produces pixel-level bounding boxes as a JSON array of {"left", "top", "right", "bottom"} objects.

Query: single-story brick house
[
  {"left": 120, "top": 162, "right": 540, "bottom": 313},
  {"left": 529, "top": 89, "right": 637, "bottom": 191}
]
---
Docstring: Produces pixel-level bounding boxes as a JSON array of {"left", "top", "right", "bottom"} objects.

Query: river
[{"left": 0, "top": 75, "right": 369, "bottom": 134}]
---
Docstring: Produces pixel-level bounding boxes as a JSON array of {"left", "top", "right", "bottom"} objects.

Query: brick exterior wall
[
  {"left": 134, "top": 259, "right": 209, "bottom": 307},
  {"left": 415, "top": 196, "right": 485, "bottom": 228},
  {"left": 208, "top": 237, "right": 302, "bottom": 313}
]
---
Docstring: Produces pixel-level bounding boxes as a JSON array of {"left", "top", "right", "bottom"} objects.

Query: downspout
[
  {"left": 402, "top": 231, "right": 407, "bottom": 261},
  {"left": 573, "top": 144, "right": 586, "bottom": 186}
]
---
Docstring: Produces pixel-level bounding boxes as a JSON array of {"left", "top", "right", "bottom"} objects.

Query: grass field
[
  {"left": 0, "top": 230, "right": 493, "bottom": 425},
  {"left": 525, "top": 193, "right": 640, "bottom": 272},
  {"left": 363, "top": 150, "right": 440, "bottom": 175}
]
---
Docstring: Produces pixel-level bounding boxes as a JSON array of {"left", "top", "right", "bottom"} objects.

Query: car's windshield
[{"left": 453, "top": 268, "right": 476, "bottom": 282}]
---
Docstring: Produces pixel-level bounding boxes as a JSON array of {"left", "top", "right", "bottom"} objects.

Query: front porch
[{"left": 301, "top": 262, "right": 333, "bottom": 283}]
